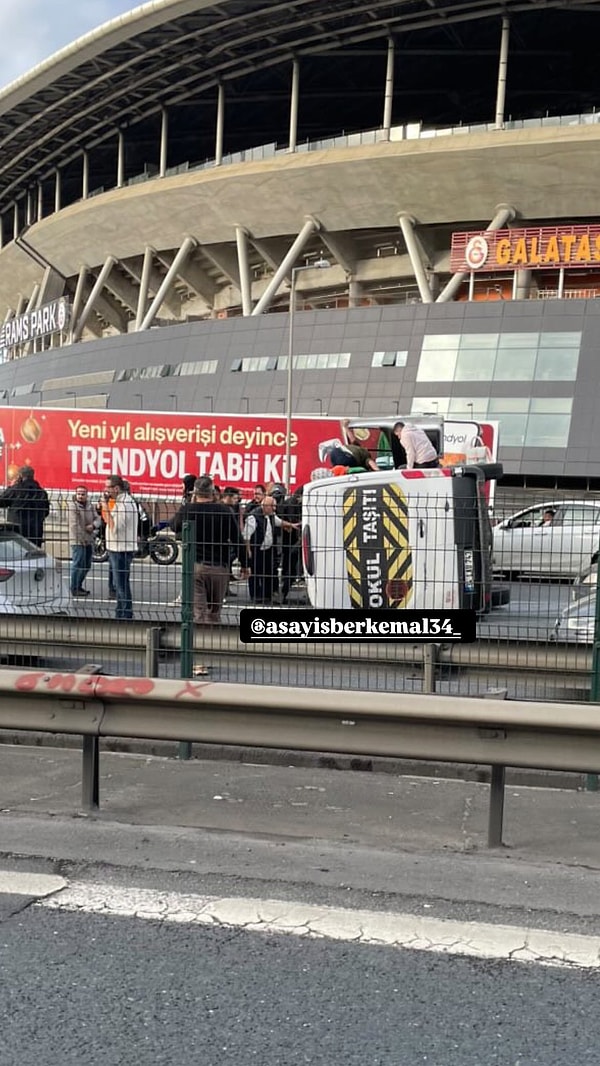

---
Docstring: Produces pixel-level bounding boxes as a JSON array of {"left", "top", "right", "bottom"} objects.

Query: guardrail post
[
  {"left": 587, "top": 551, "right": 600, "bottom": 790},
  {"left": 485, "top": 687, "right": 508, "bottom": 846},
  {"left": 81, "top": 735, "right": 99, "bottom": 811},
  {"left": 145, "top": 627, "right": 161, "bottom": 677},
  {"left": 179, "top": 520, "right": 194, "bottom": 760},
  {"left": 487, "top": 764, "right": 506, "bottom": 847},
  {"left": 422, "top": 643, "right": 437, "bottom": 693}
]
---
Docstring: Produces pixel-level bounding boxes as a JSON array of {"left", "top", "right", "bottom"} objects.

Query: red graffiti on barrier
[
  {"left": 14, "top": 672, "right": 156, "bottom": 697},
  {"left": 172, "top": 680, "right": 212, "bottom": 699}
]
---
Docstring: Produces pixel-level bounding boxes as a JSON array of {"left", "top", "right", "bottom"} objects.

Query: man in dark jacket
[
  {"left": 172, "top": 475, "right": 248, "bottom": 624},
  {"left": 279, "top": 486, "right": 303, "bottom": 604},
  {"left": 0, "top": 465, "right": 50, "bottom": 546}
]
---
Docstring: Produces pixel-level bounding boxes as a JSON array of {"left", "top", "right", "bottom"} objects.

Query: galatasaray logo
[{"left": 465, "top": 235, "right": 489, "bottom": 270}]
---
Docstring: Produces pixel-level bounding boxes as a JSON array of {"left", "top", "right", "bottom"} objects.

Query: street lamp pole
[{"left": 284, "top": 258, "right": 331, "bottom": 491}]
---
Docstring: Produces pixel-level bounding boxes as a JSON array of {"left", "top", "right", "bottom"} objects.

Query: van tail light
[
  {"left": 302, "top": 525, "right": 314, "bottom": 576},
  {"left": 0, "top": 568, "right": 15, "bottom": 581}
]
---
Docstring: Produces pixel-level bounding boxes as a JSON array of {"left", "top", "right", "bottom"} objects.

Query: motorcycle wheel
[
  {"left": 92, "top": 539, "right": 109, "bottom": 564},
  {"left": 150, "top": 537, "right": 179, "bottom": 566}
]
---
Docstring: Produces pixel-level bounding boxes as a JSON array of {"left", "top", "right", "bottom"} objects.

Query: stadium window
[
  {"left": 139, "top": 364, "right": 174, "bottom": 379},
  {"left": 230, "top": 359, "right": 243, "bottom": 372},
  {"left": 372, "top": 351, "right": 408, "bottom": 367},
  {"left": 454, "top": 348, "right": 496, "bottom": 381},
  {"left": 493, "top": 348, "right": 536, "bottom": 381},
  {"left": 174, "top": 360, "right": 218, "bottom": 376},
  {"left": 534, "top": 346, "right": 579, "bottom": 380}
]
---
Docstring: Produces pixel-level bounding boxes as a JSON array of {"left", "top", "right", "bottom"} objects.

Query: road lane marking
[
  {"left": 40, "top": 882, "right": 600, "bottom": 969},
  {"left": 0, "top": 870, "right": 66, "bottom": 896}
]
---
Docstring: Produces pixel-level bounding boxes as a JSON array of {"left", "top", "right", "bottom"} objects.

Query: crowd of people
[{"left": 0, "top": 423, "right": 440, "bottom": 625}]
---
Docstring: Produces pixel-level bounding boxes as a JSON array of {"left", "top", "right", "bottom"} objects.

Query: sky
[{"left": 0, "top": 0, "right": 140, "bottom": 91}]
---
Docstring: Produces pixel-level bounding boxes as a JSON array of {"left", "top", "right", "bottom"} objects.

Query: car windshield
[{"left": 0, "top": 529, "right": 46, "bottom": 562}]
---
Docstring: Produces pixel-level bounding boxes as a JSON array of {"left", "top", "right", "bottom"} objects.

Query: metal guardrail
[
  {"left": 2, "top": 667, "right": 600, "bottom": 847},
  {"left": 0, "top": 615, "right": 590, "bottom": 679}
]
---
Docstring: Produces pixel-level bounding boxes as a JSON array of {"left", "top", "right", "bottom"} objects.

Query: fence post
[
  {"left": 422, "top": 643, "right": 437, "bottom": 693},
  {"left": 179, "top": 520, "right": 194, "bottom": 760},
  {"left": 587, "top": 551, "right": 600, "bottom": 790},
  {"left": 145, "top": 627, "right": 161, "bottom": 678}
]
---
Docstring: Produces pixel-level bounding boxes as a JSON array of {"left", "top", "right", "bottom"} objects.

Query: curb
[{"left": 0, "top": 731, "right": 589, "bottom": 791}]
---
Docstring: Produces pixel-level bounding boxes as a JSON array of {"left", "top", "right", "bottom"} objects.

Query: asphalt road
[
  {"left": 3, "top": 745, "right": 600, "bottom": 1065},
  {"left": 2, "top": 894, "right": 599, "bottom": 1066},
  {"left": 74, "top": 560, "right": 574, "bottom": 643}
]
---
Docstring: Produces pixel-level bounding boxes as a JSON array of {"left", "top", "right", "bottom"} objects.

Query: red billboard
[
  {"left": 0, "top": 407, "right": 499, "bottom": 497},
  {"left": 0, "top": 408, "right": 342, "bottom": 496}
]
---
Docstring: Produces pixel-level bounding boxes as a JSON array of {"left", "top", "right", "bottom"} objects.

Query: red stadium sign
[{"left": 451, "top": 225, "right": 600, "bottom": 273}]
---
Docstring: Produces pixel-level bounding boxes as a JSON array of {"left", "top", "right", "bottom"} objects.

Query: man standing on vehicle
[
  {"left": 101, "top": 474, "right": 139, "bottom": 620},
  {"left": 392, "top": 422, "right": 440, "bottom": 470},
  {"left": 0, "top": 464, "right": 50, "bottom": 546},
  {"left": 68, "top": 485, "right": 95, "bottom": 597}
]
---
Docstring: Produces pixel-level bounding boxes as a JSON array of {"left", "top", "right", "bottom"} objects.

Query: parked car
[
  {"left": 572, "top": 551, "right": 599, "bottom": 601},
  {"left": 0, "top": 523, "right": 69, "bottom": 614},
  {"left": 551, "top": 592, "right": 595, "bottom": 644},
  {"left": 493, "top": 500, "right": 600, "bottom": 578}
]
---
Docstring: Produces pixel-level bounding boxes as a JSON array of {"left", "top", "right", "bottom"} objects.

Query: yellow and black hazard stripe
[{"left": 342, "top": 483, "right": 413, "bottom": 609}]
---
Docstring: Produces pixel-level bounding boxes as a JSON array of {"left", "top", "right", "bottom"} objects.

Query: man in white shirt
[
  {"left": 393, "top": 421, "right": 439, "bottom": 470},
  {"left": 101, "top": 474, "right": 139, "bottom": 619},
  {"left": 243, "top": 495, "right": 299, "bottom": 604}
]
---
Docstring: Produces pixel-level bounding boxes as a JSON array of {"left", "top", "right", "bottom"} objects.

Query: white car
[
  {"left": 0, "top": 524, "right": 69, "bottom": 614},
  {"left": 493, "top": 500, "right": 600, "bottom": 578},
  {"left": 552, "top": 592, "right": 595, "bottom": 644}
]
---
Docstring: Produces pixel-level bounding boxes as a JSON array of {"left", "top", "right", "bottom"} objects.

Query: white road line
[
  {"left": 40, "top": 882, "right": 600, "bottom": 969},
  {"left": 0, "top": 870, "right": 66, "bottom": 896}
]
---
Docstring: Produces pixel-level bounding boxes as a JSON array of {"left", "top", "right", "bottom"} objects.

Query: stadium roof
[{"left": 1, "top": 0, "right": 600, "bottom": 207}]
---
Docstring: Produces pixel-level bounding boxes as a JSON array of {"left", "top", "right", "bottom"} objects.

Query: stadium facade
[{"left": 1, "top": 0, "right": 600, "bottom": 486}]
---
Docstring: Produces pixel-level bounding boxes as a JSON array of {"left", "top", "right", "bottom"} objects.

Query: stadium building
[{"left": 1, "top": 0, "right": 600, "bottom": 487}]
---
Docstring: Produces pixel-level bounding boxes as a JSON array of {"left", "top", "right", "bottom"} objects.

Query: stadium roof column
[
  {"left": 71, "top": 256, "right": 117, "bottom": 342},
  {"left": 139, "top": 236, "right": 196, "bottom": 330},
  {"left": 70, "top": 266, "right": 88, "bottom": 341},
  {"left": 251, "top": 216, "right": 320, "bottom": 316},
  {"left": 235, "top": 225, "right": 253, "bottom": 315},
  {"left": 117, "top": 131, "right": 125, "bottom": 189},
  {"left": 134, "top": 247, "right": 154, "bottom": 331},
  {"left": 382, "top": 37, "right": 395, "bottom": 140},
  {"left": 495, "top": 16, "right": 510, "bottom": 130},
  {"left": 54, "top": 169, "right": 61, "bottom": 214},
  {"left": 215, "top": 84, "right": 225, "bottom": 167},
  {"left": 36, "top": 181, "right": 43, "bottom": 222},
  {"left": 82, "top": 151, "right": 89, "bottom": 200},
  {"left": 21, "top": 283, "right": 40, "bottom": 356},
  {"left": 159, "top": 109, "right": 168, "bottom": 179},
  {"left": 398, "top": 214, "right": 433, "bottom": 303},
  {"left": 289, "top": 60, "right": 300, "bottom": 153},
  {"left": 435, "top": 203, "right": 516, "bottom": 303}
]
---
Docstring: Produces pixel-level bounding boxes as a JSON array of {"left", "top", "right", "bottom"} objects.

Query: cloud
[{"left": 0, "top": 0, "right": 138, "bottom": 89}]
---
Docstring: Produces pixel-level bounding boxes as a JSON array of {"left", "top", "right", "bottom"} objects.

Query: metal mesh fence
[{"left": 0, "top": 483, "right": 596, "bottom": 702}]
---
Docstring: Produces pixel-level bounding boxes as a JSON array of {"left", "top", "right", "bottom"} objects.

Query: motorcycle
[{"left": 92, "top": 524, "right": 179, "bottom": 566}]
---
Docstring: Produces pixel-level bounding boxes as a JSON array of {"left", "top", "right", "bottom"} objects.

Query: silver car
[
  {"left": 552, "top": 592, "right": 595, "bottom": 644},
  {"left": 0, "top": 525, "right": 69, "bottom": 614},
  {"left": 493, "top": 500, "right": 600, "bottom": 578}
]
